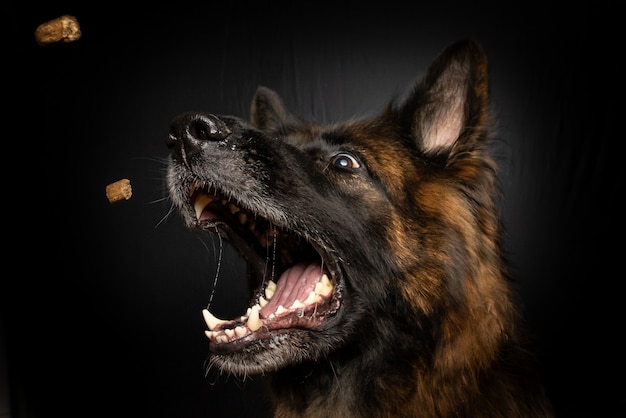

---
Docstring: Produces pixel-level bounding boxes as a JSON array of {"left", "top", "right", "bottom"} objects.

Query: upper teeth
[{"left": 194, "top": 192, "right": 214, "bottom": 220}]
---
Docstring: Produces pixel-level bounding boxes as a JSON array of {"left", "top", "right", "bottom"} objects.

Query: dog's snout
[{"left": 166, "top": 113, "right": 231, "bottom": 160}]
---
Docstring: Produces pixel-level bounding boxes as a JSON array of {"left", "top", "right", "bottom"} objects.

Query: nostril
[
  {"left": 189, "top": 114, "right": 231, "bottom": 142},
  {"left": 190, "top": 120, "right": 213, "bottom": 141}
]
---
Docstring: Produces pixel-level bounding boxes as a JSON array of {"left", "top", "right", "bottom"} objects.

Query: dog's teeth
[
  {"left": 304, "top": 290, "right": 321, "bottom": 305},
  {"left": 267, "top": 280, "right": 277, "bottom": 292},
  {"left": 202, "top": 309, "right": 226, "bottom": 331},
  {"left": 224, "top": 328, "right": 235, "bottom": 338},
  {"left": 194, "top": 194, "right": 213, "bottom": 220},
  {"left": 189, "top": 182, "right": 203, "bottom": 197},
  {"left": 235, "top": 326, "right": 247, "bottom": 338},
  {"left": 247, "top": 305, "right": 262, "bottom": 331},
  {"left": 321, "top": 274, "right": 331, "bottom": 285},
  {"left": 289, "top": 299, "right": 305, "bottom": 310},
  {"left": 204, "top": 330, "right": 216, "bottom": 340},
  {"left": 276, "top": 305, "right": 287, "bottom": 315},
  {"left": 265, "top": 283, "right": 276, "bottom": 300},
  {"left": 314, "top": 274, "right": 333, "bottom": 297},
  {"left": 259, "top": 295, "right": 268, "bottom": 307}
]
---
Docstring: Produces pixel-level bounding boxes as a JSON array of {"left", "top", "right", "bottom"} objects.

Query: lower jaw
[{"left": 208, "top": 311, "right": 331, "bottom": 354}]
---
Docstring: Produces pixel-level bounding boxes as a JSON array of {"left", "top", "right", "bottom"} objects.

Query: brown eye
[{"left": 331, "top": 152, "right": 361, "bottom": 170}]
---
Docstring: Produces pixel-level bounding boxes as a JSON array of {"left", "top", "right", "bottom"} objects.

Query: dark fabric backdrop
[{"left": 4, "top": 1, "right": 622, "bottom": 417}]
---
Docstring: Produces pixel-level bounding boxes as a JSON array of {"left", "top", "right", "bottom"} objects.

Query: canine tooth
[
  {"left": 313, "top": 282, "right": 325, "bottom": 295},
  {"left": 289, "top": 299, "right": 305, "bottom": 310},
  {"left": 304, "top": 290, "right": 321, "bottom": 305},
  {"left": 314, "top": 274, "right": 333, "bottom": 296},
  {"left": 235, "top": 326, "right": 247, "bottom": 338},
  {"left": 247, "top": 305, "right": 262, "bottom": 331},
  {"left": 189, "top": 182, "right": 202, "bottom": 197},
  {"left": 238, "top": 213, "right": 248, "bottom": 224},
  {"left": 259, "top": 296, "right": 268, "bottom": 307},
  {"left": 225, "top": 329, "right": 235, "bottom": 338},
  {"left": 321, "top": 274, "right": 331, "bottom": 286},
  {"left": 202, "top": 309, "right": 226, "bottom": 331},
  {"left": 194, "top": 194, "right": 214, "bottom": 220},
  {"left": 229, "top": 204, "right": 239, "bottom": 214}
]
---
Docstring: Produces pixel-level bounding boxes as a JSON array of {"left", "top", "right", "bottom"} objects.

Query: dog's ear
[
  {"left": 250, "top": 86, "right": 291, "bottom": 130},
  {"left": 398, "top": 39, "right": 490, "bottom": 156}
]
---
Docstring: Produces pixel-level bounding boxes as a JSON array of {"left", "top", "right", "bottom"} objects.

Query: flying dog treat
[
  {"left": 34, "top": 15, "right": 82, "bottom": 46},
  {"left": 106, "top": 179, "right": 132, "bottom": 203}
]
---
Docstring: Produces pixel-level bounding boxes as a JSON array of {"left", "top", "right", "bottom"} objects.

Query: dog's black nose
[{"left": 166, "top": 112, "right": 231, "bottom": 159}]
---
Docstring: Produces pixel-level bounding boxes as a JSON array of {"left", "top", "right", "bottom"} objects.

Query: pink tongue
[{"left": 259, "top": 262, "right": 323, "bottom": 318}]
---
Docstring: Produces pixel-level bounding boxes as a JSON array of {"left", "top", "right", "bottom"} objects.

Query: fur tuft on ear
[{"left": 399, "top": 39, "right": 490, "bottom": 155}]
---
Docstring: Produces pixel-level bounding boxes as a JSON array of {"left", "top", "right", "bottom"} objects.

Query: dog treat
[
  {"left": 34, "top": 15, "right": 82, "bottom": 46},
  {"left": 106, "top": 179, "right": 132, "bottom": 203}
]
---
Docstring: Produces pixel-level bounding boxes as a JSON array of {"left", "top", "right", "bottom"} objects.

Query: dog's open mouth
[{"left": 188, "top": 183, "right": 342, "bottom": 352}]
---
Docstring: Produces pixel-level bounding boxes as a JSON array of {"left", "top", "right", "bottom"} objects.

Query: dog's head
[{"left": 166, "top": 39, "right": 496, "bottom": 376}]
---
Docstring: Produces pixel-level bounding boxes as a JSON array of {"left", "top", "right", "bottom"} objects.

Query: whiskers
[
  {"left": 122, "top": 154, "right": 179, "bottom": 229},
  {"left": 153, "top": 201, "right": 178, "bottom": 228}
]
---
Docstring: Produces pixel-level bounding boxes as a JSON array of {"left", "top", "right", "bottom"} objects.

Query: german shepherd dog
[{"left": 165, "top": 39, "right": 554, "bottom": 417}]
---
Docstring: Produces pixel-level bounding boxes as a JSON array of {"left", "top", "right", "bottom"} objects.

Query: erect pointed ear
[
  {"left": 250, "top": 86, "right": 291, "bottom": 130},
  {"left": 398, "top": 39, "right": 490, "bottom": 155}
]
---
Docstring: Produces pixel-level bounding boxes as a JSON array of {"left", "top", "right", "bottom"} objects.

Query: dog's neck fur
[{"left": 268, "top": 326, "right": 543, "bottom": 418}]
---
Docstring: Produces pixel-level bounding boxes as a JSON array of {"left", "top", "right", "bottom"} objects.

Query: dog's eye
[{"left": 330, "top": 152, "right": 361, "bottom": 170}]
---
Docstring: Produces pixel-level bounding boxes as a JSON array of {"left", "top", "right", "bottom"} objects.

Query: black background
[{"left": 4, "top": 1, "right": 623, "bottom": 417}]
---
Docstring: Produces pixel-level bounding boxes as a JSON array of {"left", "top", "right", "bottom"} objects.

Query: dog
[{"left": 165, "top": 39, "right": 554, "bottom": 417}]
